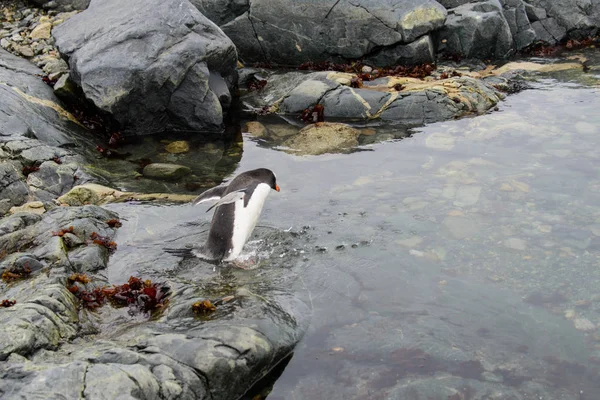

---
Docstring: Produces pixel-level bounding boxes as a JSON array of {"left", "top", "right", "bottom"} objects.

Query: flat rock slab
[{"left": 53, "top": 0, "right": 238, "bottom": 135}]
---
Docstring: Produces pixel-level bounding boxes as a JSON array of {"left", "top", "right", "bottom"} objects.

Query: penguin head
[{"left": 251, "top": 168, "right": 280, "bottom": 192}]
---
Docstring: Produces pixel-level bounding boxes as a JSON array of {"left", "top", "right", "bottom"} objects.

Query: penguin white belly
[{"left": 224, "top": 183, "right": 271, "bottom": 261}]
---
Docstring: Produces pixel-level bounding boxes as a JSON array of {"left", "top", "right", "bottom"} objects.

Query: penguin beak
[{"left": 275, "top": 184, "right": 280, "bottom": 192}]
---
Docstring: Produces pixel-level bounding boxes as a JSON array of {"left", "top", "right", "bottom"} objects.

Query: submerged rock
[
  {"left": 53, "top": 0, "right": 238, "bottom": 135},
  {"left": 283, "top": 122, "right": 360, "bottom": 155},
  {"left": 143, "top": 163, "right": 192, "bottom": 181}
]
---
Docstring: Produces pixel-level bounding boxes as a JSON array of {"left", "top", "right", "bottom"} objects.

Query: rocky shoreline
[{"left": 1, "top": 0, "right": 599, "bottom": 398}]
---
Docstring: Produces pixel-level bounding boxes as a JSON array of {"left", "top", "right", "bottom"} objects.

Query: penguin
[{"left": 192, "top": 168, "right": 280, "bottom": 262}]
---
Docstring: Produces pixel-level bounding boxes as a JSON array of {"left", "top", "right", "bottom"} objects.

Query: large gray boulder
[
  {"left": 197, "top": 0, "right": 447, "bottom": 67},
  {"left": 53, "top": 0, "right": 238, "bottom": 135}
]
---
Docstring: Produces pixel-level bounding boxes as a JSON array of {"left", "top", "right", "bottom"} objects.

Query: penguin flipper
[
  {"left": 206, "top": 189, "right": 247, "bottom": 213},
  {"left": 193, "top": 186, "right": 227, "bottom": 205}
]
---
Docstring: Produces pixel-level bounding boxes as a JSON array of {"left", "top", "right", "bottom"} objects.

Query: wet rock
[
  {"left": 0, "top": 200, "right": 310, "bottom": 400},
  {"left": 143, "top": 163, "right": 192, "bottom": 181},
  {"left": 425, "top": 132, "right": 456, "bottom": 150},
  {"left": 442, "top": 216, "right": 481, "bottom": 239},
  {"left": 53, "top": 0, "right": 238, "bottom": 135},
  {"left": 574, "top": 318, "right": 596, "bottom": 332},
  {"left": 56, "top": 185, "right": 101, "bottom": 206},
  {"left": 206, "top": 0, "right": 446, "bottom": 66},
  {"left": 164, "top": 141, "right": 190, "bottom": 154},
  {"left": 282, "top": 123, "right": 360, "bottom": 156},
  {"left": 244, "top": 121, "right": 268, "bottom": 137},
  {"left": 245, "top": 71, "right": 503, "bottom": 126}
]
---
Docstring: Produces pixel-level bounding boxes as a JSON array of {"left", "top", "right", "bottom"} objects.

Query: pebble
[
  {"left": 164, "top": 141, "right": 190, "bottom": 154},
  {"left": 504, "top": 237, "right": 527, "bottom": 251},
  {"left": 397, "top": 236, "right": 423, "bottom": 247},
  {"left": 425, "top": 132, "right": 456, "bottom": 151},
  {"left": 454, "top": 185, "right": 481, "bottom": 207},
  {"left": 574, "top": 318, "right": 596, "bottom": 332}
]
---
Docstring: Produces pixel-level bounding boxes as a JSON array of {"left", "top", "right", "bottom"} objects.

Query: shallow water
[{"left": 104, "top": 53, "right": 600, "bottom": 399}]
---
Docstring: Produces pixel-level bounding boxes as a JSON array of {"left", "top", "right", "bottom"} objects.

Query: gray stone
[
  {"left": 280, "top": 76, "right": 340, "bottom": 114},
  {"left": 53, "top": 0, "right": 238, "bottom": 135},
  {"left": 143, "top": 163, "right": 192, "bottom": 181},
  {"left": 212, "top": 0, "right": 446, "bottom": 66},
  {"left": 526, "top": 0, "right": 600, "bottom": 38},
  {"left": 0, "top": 49, "right": 88, "bottom": 148},
  {"left": 321, "top": 87, "right": 391, "bottom": 119},
  {"left": 0, "top": 161, "right": 29, "bottom": 216},
  {"left": 437, "top": 0, "right": 514, "bottom": 59},
  {"left": 190, "top": 0, "right": 250, "bottom": 25},
  {"left": 366, "top": 35, "right": 436, "bottom": 67},
  {"left": 531, "top": 18, "right": 567, "bottom": 44},
  {"left": 28, "top": 0, "right": 90, "bottom": 11},
  {"left": 27, "top": 160, "right": 77, "bottom": 200},
  {"left": 524, "top": 3, "right": 547, "bottom": 22}
]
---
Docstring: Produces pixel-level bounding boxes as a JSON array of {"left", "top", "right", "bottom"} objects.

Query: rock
[
  {"left": 56, "top": 185, "right": 101, "bottom": 206},
  {"left": 246, "top": 70, "right": 503, "bottom": 126},
  {"left": 244, "top": 121, "right": 268, "bottom": 137},
  {"left": 205, "top": 0, "right": 446, "bottom": 66},
  {"left": 442, "top": 216, "right": 480, "bottom": 239},
  {"left": 531, "top": 18, "right": 567, "bottom": 44},
  {"left": 524, "top": 3, "right": 547, "bottom": 22},
  {"left": 282, "top": 123, "right": 360, "bottom": 155},
  {"left": 9, "top": 201, "right": 46, "bottom": 215},
  {"left": 367, "top": 35, "right": 436, "bottom": 67},
  {"left": 15, "top": 45, "right": 34, "bottom": 58},
  {"left": 28, "top": 0, "right": 90, "bottom": 11},
  {"left": 526, "top": 0, "right": 600, "bottom": 38},
  {"left": 504, "top": 237, "right": 527, "bottom": 251},
  {"left": 143, "top": 163, "right": 192, "bottom": 181},
  {"left": 29, "top": 22, "right": 52, "bottom": 40},
  {"left": 574, "top": 318, "right": 596, "bottom": 332},
  {"left": 53, "top": 0, "right": 238, "bottom": 135},
  {"left": 164, "top": 141, "right": 190, "bottom": 154},
  {"left": 52, "top": 73, "right": 79, "bottom": 102},
  {"left": 0, "top": 48, "right": 88, "bottom": 148},
  {"left": 425, "top": 132, "right": 456, "bottom": 150},
  {"left": 436, "top": 1, "right": 514, "bottom": 59}
]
